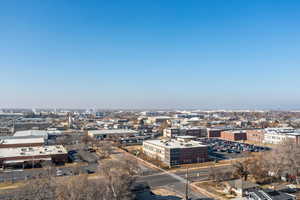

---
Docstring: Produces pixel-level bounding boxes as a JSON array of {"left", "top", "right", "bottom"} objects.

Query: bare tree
[
  {"left": 94, "top": 140, "right": 114, "bottom": 159},
  {"left": 267, "top": 139, "right": 300, "bottom": 181},
  {"left": 98, "top": 158, "right": 140, "bottom": 200},
  {"left": 232, "top": 159, "right": 250, "bottom": 181},
  {"left": 14, "top": 176, "right": 56, "bottom": 200},
  {"left": 56, "top": 175, "right": 97, "bottom": 200}
]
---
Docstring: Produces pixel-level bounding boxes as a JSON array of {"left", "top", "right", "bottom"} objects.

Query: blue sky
[{"left": 0, "top": 0, "right": 300, "bottom": 109}]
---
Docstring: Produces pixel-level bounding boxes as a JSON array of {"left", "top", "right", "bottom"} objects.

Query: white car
[{"left": 56, "top": 169, "right": 63, "bottom": 176}]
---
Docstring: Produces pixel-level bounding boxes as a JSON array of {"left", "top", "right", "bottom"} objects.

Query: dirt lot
[
  {"left": 152, "top": 187, "right": 182, "bottom": 198},
  {"left": 124, "top": 145, "right": 143, "bottom": 153},
  {"left": 193, "top": 181, "right": 234, "bottom": 200}
]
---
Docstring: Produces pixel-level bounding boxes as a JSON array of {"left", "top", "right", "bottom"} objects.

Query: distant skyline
[{"left": 1, "top": 1, "right": 300, "bottom": 110}]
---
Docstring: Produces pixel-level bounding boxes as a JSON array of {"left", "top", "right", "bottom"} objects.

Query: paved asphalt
[
  {"left": 0, "top": 163, "right": 98, "bottom": 183},
  {"left": 0, "top": 149, "right": 233, "bottom": 200},
  {"left": 137, "top": 165, "right": 232, "bottom": 200}
]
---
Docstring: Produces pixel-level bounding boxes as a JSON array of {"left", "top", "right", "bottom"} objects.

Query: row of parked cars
[
  {"left": 119, "top": 132, "right": 159, "bottom": 145},
  {"left": 68, "top": 150, "right": 82, "bottom": 162},
  {"left": 198, "top": 138, "right": 270, "bottom": 154}
]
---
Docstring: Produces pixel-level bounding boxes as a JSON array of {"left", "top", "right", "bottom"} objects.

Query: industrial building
[
  {"left": 14, "top": 130, "right": 49, "bottom": 139},
  {"left": 143, "top": 136, "right": 208, "bottom": 167},
  {"left": 88, "top": 129, "right": 138, "bottom": 139},
  {"left": 0, "top": 136, "right": 45, "bottom": 148},
  {"left": 0, "top": 145, "right": 68, "bottom": 168}
]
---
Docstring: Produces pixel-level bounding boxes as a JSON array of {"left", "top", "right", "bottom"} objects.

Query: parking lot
[
  {"left": 197, "top": 138, "right": 271, "bottom": 160},
  {"left": 0, "top": 146, "right": 100, "bottom": 183}
]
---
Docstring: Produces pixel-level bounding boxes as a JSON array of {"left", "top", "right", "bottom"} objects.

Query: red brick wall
[
  {"left": 246, "top": 130, "right": 264, "bottom": 143},
  {"left": 221, "top": 131, "right": 247, "bottom": 141},
  {"left": 178, "top": 146, "right": 208, "bottom": 164},
  {"left": 208, "top": 130, "right": 221, "bottom": 138}
]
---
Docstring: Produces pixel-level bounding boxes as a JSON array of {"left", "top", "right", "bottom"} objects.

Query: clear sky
[{"left": 0, "top": 0, "right": 300, "bottom": 110}]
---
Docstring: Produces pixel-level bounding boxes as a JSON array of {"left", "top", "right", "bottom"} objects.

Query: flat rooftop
[
  {"left": 0, "top": 137, "right": 44, "bottom": 145},
  {"left": 265, "top": 128, "right": 300, "bottom": 136},
  {"left": 14, "top": 130, "right": 48, "bottom": 138},
  {"left": 175, "top": 135, "right": 196, "bottom": 139},
  {"left": 88, "top": 129, "right": 138, "bottom": 135},
  {"left": 0, "top": 145, "right": 67, "bottom": 158},
  {"left": 143, "top": 139, "right": 207, "bottom": 149}
]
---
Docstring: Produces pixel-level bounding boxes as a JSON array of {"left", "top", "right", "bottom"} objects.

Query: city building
[
  {"left": 246, "top": 129, "right": 264, "bottom": 143},
  {"left": 263, "top": 128, "right": 300, "bottom": 144},
  {"left": 181, "top": 127, "right": 207, "bottom": 137},
  {"left": 163, "top": 127, "right": 180, "bottom": 138},
  {"left": 221, "top": 130, "right": 247, "bottom": 141},
  {"left": 0, "top": 145, "right": 68, "bottom": 168},
  {"left": 88, "top": 129, "right": 138, "bottom": 139},
  {"left": 207, "top": 128, "right": 223, "bottom": 138},
  {"left": 13, "top": 118, "right": 51, "bottom": 131},
  {"left": 163, "top": 127, "right": 207, "bottom": 138},
  {"left": 0, "top": 127, "right": 12, "bottom": 136},
  {"left": 147, "top": 116, "right": 171, "bottom": 124},
  {"left": 143, "top": 137, "right": 208, "bottom": 167}
]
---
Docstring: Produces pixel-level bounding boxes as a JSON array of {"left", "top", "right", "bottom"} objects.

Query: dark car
[{"left": 86, "top": 169, "right": 95, "bottom": 174}]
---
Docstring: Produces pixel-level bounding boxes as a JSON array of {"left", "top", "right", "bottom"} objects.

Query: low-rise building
[
  {"left": 163, "top": 127, "right": 207, "bottom": 138},
  {"left": 207, "top": 128, "right": 223, "bottom": 138},
  {"left": 246, "top": 129, "right": 264, "bottom": 143},
  {"left": 14, "top": 130, "right": 49, "bottom": 139},
  {"left": 0, "top": 136, "right": 45, "bottom": 148},
  {"left": 0, "top": 127, "right": 12, "bottom": 136},
  {"left": 163, "top": 128, "right": 180, "bottom": 138},
  {"left": 221, "top": 130, "right": 247, "bottom": 141},
  {"left": 0, "top": 145, "right": 68, "bottom": 168},
  {"left": 143, "top": 137, "right": 208, "bottom": 166},
  {"left": 147, "top": 116, "right": 171, "bottom": 124},
  {"left": 181, "top": 127, "right": 207, "bottom": 137},
  {"left": 88, "top": 129, "right": 138, "bottom": 139},
  {"left": 263, "top": 128, "right": 300, "bottom": 144}
]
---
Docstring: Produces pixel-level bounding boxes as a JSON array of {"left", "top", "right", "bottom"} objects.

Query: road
[
  {"left": 135, "top": 165, "right": 231, "bottom": 200},
  {"left": 116, "top": 150, "right": 223, "bottom": 200},
  {"left": 0, "top": 148, "right": 232, "bottom": 200}
]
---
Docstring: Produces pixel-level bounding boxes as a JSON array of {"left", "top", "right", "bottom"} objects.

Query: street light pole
[{"left": 185, "top": 167, "right": 189, "bottom": 200}]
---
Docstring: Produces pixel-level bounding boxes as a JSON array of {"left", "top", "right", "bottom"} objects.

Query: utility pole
[{"left": 185, "top": 167, "right": 189, "bottom": 200}]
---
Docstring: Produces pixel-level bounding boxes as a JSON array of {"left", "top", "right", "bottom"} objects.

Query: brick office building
[
  {"left": 181, "top": 127, "right": 207, "bottom": 138},
  {"left": 207, "top": 128, "right": 226, "bottom": 138},
  {"left": 143, "top": 136, "right": 208, "bottom": 167},
  {"left": 221, "top": 130, "right": 247, "bottom": 141},
  {"left": 246, "top": 129, "right": 264, "bottom": 143}
]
